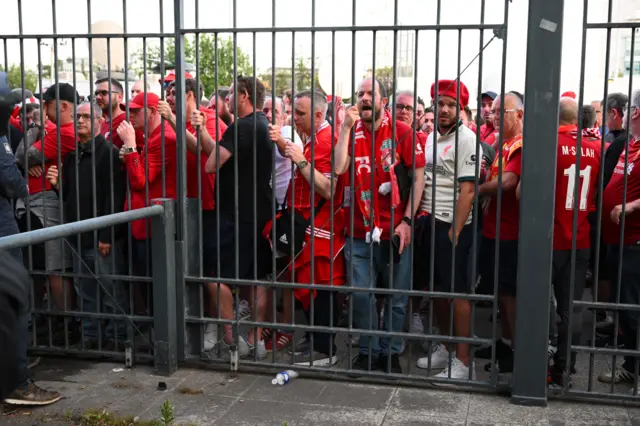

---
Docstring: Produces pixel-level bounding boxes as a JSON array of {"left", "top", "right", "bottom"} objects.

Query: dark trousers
[
  {"left": 608, "top": 244, "right": 640, "bottom": 372},
  {"left": 550, "top": 249, "right": 589, "bottom": 371},
  {"left": 300, "top": 288, "right": 338, "bottom": 356}
]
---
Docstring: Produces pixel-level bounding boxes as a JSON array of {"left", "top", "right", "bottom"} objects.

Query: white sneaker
[
  {"left": 203, "top": 324, "right": 218, "bottom": 351},
  {"left": 411, "top": 312, "right": 424, "bottom": 334},
  {"left": 248, "top": 339, "right": 267, "bottom": 360},
  {"left": 237, "top": 300, "right": 251, "bottom": 320},
  {"left": 433, "top": 357, "right": 476, "bottom": 381},
  {"left": 417, "top": 344, "right": 455, "bottom": 370}
]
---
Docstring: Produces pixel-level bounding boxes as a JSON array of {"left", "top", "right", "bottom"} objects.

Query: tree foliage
[
  {"left": 138, "top": 35, "right": 253, "bottom": 97},
  {"left": 258, "top": 57, "right": 323, "bottom": 96},
  {"left": 364, "top": 66, "right": 394, "bottom": 98},
  {"left": 0, "top": 64, "right": 38, "bottom": 92}
]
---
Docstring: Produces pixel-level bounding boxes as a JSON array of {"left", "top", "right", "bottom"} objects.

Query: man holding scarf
[{"left": 334, "top": 78, "right": 425, "bottom": 375}]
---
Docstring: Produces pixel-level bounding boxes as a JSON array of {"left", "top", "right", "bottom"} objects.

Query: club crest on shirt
[{"left": 380, "top": 138, "right": 399, "bottom": 172}]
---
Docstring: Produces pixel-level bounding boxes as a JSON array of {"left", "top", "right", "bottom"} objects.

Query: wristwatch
[
  {"left": 297, "top": 160, "right": 309, "bottom": 170},
  {"left": 124, "top": 147, "right": 135, "bottom": 155},
  {"left": 402, "top": 216, "right": 411, "bottom": 226}
]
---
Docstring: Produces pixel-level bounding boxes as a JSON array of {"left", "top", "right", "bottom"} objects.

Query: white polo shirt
[{"left": 420, "top": 123, "right": 478, "bottom": 225}]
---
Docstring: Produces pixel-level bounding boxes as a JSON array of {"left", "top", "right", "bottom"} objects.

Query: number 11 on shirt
[{"left": 564, "top": 164, "right": 592, "bottom": 211}]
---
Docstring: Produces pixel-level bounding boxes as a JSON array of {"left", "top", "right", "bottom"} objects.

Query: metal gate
[{"left": 3, "top": 0, "right": 636, "bottom": 407}]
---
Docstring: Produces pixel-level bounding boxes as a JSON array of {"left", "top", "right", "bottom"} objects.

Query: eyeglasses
[
  {"left": 94, "top": 90, "right": 121, "bottom": 97},
  {"left": 489, "top": 109, "right": 518, "bottom": 116},
  {"left": 395, "top": 104, "right": 414, "bottom": 113},
  {"left": 76, "top": 113, "right": 94, "bottom": 121}
]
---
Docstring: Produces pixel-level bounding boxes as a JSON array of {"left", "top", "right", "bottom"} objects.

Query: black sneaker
[
  {"left": 476, "top": 339, "right": 511, "bottom": 360},
  {"left": 378, "top": 354, "right": 402, "bottom": 374},
  {"left": 4, "top": 381, "right": 61, "bottom": 406},
  {"left": 348, "top": 353, "right": 378, "bottom": 378},
  {"left": 483, "top": 347, "right": 514, "bottom": 373},
  {"left": 548, "top": 366, "right": 573, "bottom": 394}
]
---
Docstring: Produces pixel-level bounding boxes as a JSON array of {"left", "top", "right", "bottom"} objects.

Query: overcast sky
[{"left": 0, "top": 0, "right": 630, "bottom": 102}]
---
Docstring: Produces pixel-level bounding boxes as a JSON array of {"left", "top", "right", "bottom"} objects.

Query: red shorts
[{"left": 291, "top": 255, "right": 346, "bottom": 310}]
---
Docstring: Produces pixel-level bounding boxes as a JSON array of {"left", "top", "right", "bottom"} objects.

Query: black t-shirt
[
  {"left": 216, "top": 111, "right": 273, "bottom": 226},
  {"left": 603, "top": 129, "right": 627, "bottom": 189}
]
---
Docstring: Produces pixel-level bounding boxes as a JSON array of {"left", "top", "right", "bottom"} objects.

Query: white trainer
[{"left": 417, "top": 344, "right": 455, "bottom": 370}]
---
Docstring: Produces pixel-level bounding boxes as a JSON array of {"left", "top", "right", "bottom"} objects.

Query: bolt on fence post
[
  {"left": 151, "top": 198, "right": 178, "bottom": 376},
  {"left": 511, "top": 0, "right": 565, "bottom": 407}
]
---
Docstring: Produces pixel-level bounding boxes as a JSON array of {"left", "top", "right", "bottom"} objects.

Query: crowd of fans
[{"left": 1, "top": 66, "right": 639, "bottom": 405}]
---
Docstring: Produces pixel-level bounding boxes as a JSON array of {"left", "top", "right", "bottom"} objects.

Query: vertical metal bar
[
  {"left": 251, "top": 30, "right": 258, "bottom": 358},
  {"left": 490, "top": 0, "right": 510, "bottom": 388},
  {"left": 613, "top": 26, "right": 636, "bottom": 396},
  {"left": 289, "top": 30, "right": 297, "bottom": 342},
  {"left": 232, "top": 0, "right": 240, "bottom": 355},
  {"left": 269, "top": 0, "right": 277, "bottom": 363},
  {"left": 450, "top": 28, "right": 463, "bottom": 378},
  {"left": 328, "top": 27, "right": 336, "bottom": 366},
  {"left": 214, "top": 31, "right": 222, "bottom": 358},
  {"left": 368, "top": 29, "right": 376, "bottom": 372},
  {"left": 159, "top": 0, "right": 166, "bottom": 198},
  {"left": 406, "top": 27, "right": 420, "bottom": 377},
  {"left": 470, "top": 0, "right": 487, "bottom": 381},
  {"left": 427, "top": 0, "right": 442, "bottom": 376},
  {"left": 173, "top": 0, "right": 188, "bottom": 362},
  {"left": 565, "top": 0, "right": 590, "bottom": 392},
  {"left": 347, "top": 0, "right": 356, "bottom": 369},
  {"left": 309, "top": 0, "right": 317, "bottom": 362},
  {"left": 511, "top": 0, "right": 565, "bottom": 406},
  {"left": 385, "top": 0, "right": 399, "bottom": 373},
  {"left": 151, "top": 199, "right": 177, "bottom": 376},
  {"left": 51, "top": 0, "right": 71, "bottom": 347},
  {"left": 194, "top": 0, "right": 204, "bottom": 355},
  {"left": 588, "top": 0, "right": 614, "bottom": 392},
  {"left": 195, "top": 0, "right": 203, "bottom": 279}
]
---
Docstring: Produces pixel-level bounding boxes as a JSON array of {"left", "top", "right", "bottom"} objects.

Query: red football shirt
[
  {"left": 185, "top": 107, "right": 227, "bottom": 211},
  {"left": 347, "top": 114, "right": 426, "bottom": 240},
  {"left": 482, "top": 135, "right": 522, "bottom": 240},
  {"left": 602, "top": 138, "right": 640, "bottom": 245},
  {"left": 480, "top": 123, "right": 494, "bottom": 142},
  {"left": 124, "top": 121, "right": 178, "bottom": 240},
  {"left": 553, "top": 125, "right": 602, "bottom": 250},
  {"left": 29, "top": 121, "right": 77, "bottom": 194},
  {"left": 101, "top": 112, "right": 127, "bottom": 149}
]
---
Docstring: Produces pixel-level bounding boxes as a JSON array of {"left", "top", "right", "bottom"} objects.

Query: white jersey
[
  {"left": 272, "top": 125, "right": 303, "bottom": 206},
  {"left": 420, "top": 123, "right": 478, "bottom": 225}
]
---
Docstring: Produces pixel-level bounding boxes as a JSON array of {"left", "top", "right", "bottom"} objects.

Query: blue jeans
[
  {"left": 344, "top": 238, "right": 411, "bottom": 356},
  {"left": 73, "top": 244, "right": 128, "bottom": 341}
]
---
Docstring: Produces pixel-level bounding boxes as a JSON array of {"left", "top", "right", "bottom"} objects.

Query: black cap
[
  {"left": 481, "top": 90, "right": 497, "bottom": 100},
  {"left": 42, "top": 83, "right": 79, "bottom": 104}
]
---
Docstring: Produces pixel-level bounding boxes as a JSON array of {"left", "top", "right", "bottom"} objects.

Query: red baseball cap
[
  {"left": 430, "top": 79, "right": 470, "bottom": 108},
  {"left": 120, "top": 92, "right": 160, "bottom": 111},
  {"left": 159, "top": 71, "right": 194, "bottom": 85},
  {"left": 561, "top": 91, "right": 577, "bottom": 99}
]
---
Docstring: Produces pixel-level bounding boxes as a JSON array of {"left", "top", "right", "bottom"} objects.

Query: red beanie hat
[
  {"left": 430, "top": 80, "right": 470, "bottom": 108},
  {"left": 561, "top": 91, "right": 577, "bottom": 99}
]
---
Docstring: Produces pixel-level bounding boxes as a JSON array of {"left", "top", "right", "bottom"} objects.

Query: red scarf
[
  {"left": 352, "top": 111, "right": 401, "bottom": 238},
  {"left": 565, "top": 125, "right": 601, "bottom": 141}
]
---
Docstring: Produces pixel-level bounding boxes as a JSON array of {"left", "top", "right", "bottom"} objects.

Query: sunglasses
[{"left": 94, "top": 90, "right": 121, "bottom": 97}]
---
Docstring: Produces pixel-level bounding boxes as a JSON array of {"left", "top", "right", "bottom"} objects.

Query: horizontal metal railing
[{"left": 0, "top": 199, "right": 178, "bottom": 376}]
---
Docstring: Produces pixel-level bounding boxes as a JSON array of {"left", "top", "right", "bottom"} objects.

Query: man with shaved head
[
  {"left": 547, "top": 96, "right": 602, "bottom": 388},
  {"left": 476, "top": 93, "right": 524, "bottom": 373}
]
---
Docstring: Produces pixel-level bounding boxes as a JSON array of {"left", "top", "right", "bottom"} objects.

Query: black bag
[{"left": 272, "top": 198, "right": 326, "bottom": 257}]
